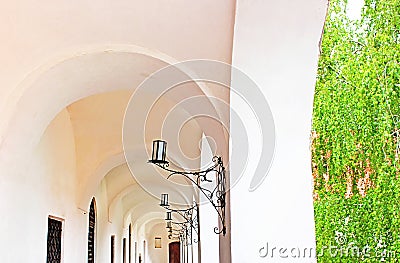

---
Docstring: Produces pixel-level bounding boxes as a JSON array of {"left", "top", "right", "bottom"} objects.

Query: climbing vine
[{"left": 312, "top": 0, "right": 400, "bottom": 261}]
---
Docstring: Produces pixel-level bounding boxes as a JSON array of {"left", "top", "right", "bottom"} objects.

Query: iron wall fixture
[
  {"left": 149, "top": 140, "right": 227, "bottom": 235},
  {"left": 166, "top": 222, "right": 190, "bottom": 245},
  {"left": 159, "top": 193, "right": 199, "bottom": 245}
]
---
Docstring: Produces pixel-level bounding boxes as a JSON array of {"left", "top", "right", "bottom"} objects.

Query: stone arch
[
  {"left": 0, "top": 46, "right": 222, "bottom": 178},
  {"left": 0, "top": 49, "right": 228, "bottom": 229}
]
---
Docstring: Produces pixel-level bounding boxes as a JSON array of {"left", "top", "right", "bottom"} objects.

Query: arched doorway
[{"left": 87, "top": 198, "right": 96, "bottom": 263}]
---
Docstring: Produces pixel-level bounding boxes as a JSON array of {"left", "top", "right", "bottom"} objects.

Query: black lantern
[
  {"left": 166, "top": 211, "right": 172, "bottom": 221},
  {"left": 160, "top": 201, "right": 199, "bottom": 246},
  {"left": 149, "top": 140, "right": 168, "bottom": 164},
  {"left": 149, "top": 139, "right": 227, "bottom": 236},
  {"left": 160, "top": 193, "right": 169, "bottom": 207}
]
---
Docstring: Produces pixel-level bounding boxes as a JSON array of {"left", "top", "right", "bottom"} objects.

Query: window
[
  {"left": 154, "top": 237, "right": 161, "bottom": 248},
  {"left": 87, "top": 198, "right": 96, "bottom": 263},
  {"left": 46, "top": 217, "right": 62, "bottom": 263}
]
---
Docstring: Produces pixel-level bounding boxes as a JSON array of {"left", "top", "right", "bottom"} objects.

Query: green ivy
[{"left": 312, "top": 0, "right": 400, "bottom": 261}]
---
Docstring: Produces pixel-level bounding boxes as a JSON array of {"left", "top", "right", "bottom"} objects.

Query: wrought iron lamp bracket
[
  {"left": 152, "top": 157, "right": 226, "bottom": 235},
  {"left": 163, "top": 202, "right": 199, "bottom": 240}
]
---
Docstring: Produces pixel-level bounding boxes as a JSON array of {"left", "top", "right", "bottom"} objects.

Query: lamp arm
[
  {"left": 154, "top": 156, "right": 220, "bottom": 176},
  {"left": 164, "top": 204, "right": 199, "bottom": 234},
  {"left": 151, "top": 155, "right": 227, "bottom": 236}
]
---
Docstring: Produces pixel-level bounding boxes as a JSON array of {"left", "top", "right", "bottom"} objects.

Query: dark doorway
[
  {"left": 111, "top": 235, "right": 115, "bottom": 263},
  {"left": 88, "top": 198, "right": 96, "bottom": 263},
  {"left": 123, "top": 238, "right": 127, "bottom": 263},
  {"left": 169, "top": 242, "right": 180, "bottom": 263},
  {"left": 46, "top": 217, "right": 62, "bottom": 263},
  {"left": 129, "top": 224, "right": 132, "bottom": 263}
]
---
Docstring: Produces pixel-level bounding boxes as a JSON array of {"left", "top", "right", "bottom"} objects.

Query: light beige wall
[
  {"left": 0, "top": 108, "right": 87, "bottom": 262},
  {"left": 146, "top": 223, "right": 169, "bottom": 263},
  {"left": 0, "top": 107, "right": 135, "bottom": 263},
  {"left": 34, "top": 109, "right": 84, "bottom": 263},
  {"left": 94, "top": 179, "right": 113, "bottom": 263},
  {"left": 0, "top": 0, "right": 235, "bottom": 142},
  {"left": 67, "top": 90, "right": 131, "bottom": 206}
]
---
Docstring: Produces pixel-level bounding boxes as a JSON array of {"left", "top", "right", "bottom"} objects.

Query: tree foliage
[{"left": 312, "top": 0, "right": 400, "bottom": 261}]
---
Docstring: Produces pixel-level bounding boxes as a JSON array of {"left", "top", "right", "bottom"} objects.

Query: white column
[
  {"left": 230, "top": 0, "right": 328, "bottom": 262},
  {"left": 199, "top": 135, "right": 219, "bottom": 262}
]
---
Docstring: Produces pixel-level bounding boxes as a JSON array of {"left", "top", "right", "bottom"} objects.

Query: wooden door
[{"left": 169, "top": 242, "right": 180, "bottom": 263}]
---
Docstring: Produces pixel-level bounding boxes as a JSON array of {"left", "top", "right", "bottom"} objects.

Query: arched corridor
[{"left": 0, "top": 1, "right": 328, "bottom": 262}]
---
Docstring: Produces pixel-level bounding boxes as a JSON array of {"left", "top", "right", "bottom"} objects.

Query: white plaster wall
[
  {"left": 29, "top": 109, "right": 88, "bottom": 263},
  {"left": 145, "top": 223, "right": 169, "bottom": 263},
  {"left": 0, "top": 107, "right": 133, "bottom": 263},
  {"left": 93, "top": 174, "right": 133, "bottom": 263},
  {"left": 94, "top": 179, "right": 113, "bottom": 263},
  {"left": 0, "top": 0, "right": 235, "bottom": 142},
  {"left": 137, "top": 228, "right": 146, "bottom": 262},
  {"left": 200, "top": 135, "right": 219, "bottom": 262},
  {"left": 230, "top": 0, "right": 327, "bottom": 262},
  {"left": 109, "top": 196, "right": 126, "bottom": 263},
  {"left": 0, "top": 109, "right": 88, "bottom": 262}
]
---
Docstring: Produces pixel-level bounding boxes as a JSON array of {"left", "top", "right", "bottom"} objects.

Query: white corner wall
[
  {"left": 0, "top": 109, "right": 88, "bottom": 263},
  {"left": 146, "top": 223, "right": 169, "bottom": 263},
  {"left": 0, "top": 107, "right": 133, "bottom": 263},
  {"left": 200, "top": 135, "right": 219, "bottom": 262},
  {"left": 230, "top": 0, "right": 327, "bottom": 262}
]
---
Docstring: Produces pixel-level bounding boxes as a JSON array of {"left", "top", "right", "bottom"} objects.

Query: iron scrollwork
[
  {"left": 154, "top": 156, "right": 226, "bottom": 235},
  {"left": 163, "top": 203, "right": 199, "bottom": 246}
]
